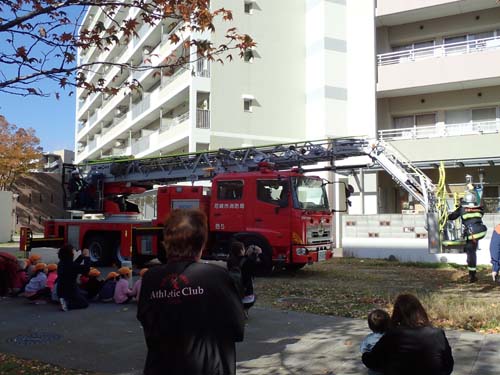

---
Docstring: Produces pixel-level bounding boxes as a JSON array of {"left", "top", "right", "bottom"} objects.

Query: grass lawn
[
  {"left": 0, "top": 353, "right": 97, "bottom": 375},
  {"left": 256, "top": 257, "right": 500, "bottom": 333}
]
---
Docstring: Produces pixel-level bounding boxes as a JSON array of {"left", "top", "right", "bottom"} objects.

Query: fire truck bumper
[{"left": 291, "top": 244, "right": 333, "bottom": 264}]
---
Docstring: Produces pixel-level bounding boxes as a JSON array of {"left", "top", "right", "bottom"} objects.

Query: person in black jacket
[
  {"left": 448, "top": 191, "right": 487, "bottom": 283},
  {"left": 137, "top": 209, "right": 245, "bottom": 375},
  {"left": 56, "top": 244, "right": 91, "bottom": 311},
  {"left": 227, "top": 241, "right": 262, "bottom": 319},
  {"left": 362, "top": 293, "right": 454, "bottom": 375}
]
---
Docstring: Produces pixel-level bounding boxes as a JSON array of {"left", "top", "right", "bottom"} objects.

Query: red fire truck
[{"left": 21, "top": 138, "right": 398, "bottom": 271}]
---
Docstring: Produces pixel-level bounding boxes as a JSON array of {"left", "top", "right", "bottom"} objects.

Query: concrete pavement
[
  {"left": 1, "top": 296, "right": 500, "bottom": 375},
  {"left": 1, "top": 244, "right": 500, "bottom": 374}
]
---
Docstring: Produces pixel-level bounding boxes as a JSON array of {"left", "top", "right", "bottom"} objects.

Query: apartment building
[
  {"left": 335, "top": 0, "right": 500, "bottom": 218},
  {"left": 74, "top": 1, "right": 313, "bottom": 164},
  {"left": 74, "top": 0, "right": 500, "bottom": 217}
]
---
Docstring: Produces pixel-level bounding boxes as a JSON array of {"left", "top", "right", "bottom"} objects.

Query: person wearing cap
[
  {"left": 137, "top": 209, "right": 244, "bottom": 375},
  {"left": 24, "top": 263, "right": 50, "bottom": 302},
  {"left": 57, "top": 244, "right": 91, "bottom": 311},
  {"left": 82, "top": 268, "right": 103, "bottom": 301},
  {"left": 129, "top": 268, "right": 148, "bottom": 302},
  {"left": 448, "top": 190, "right": 487, "bottom": 283},
  {"left": 26, "top": 253, "right": 42, "bottom": 278},
  {"left": 46, "top": 264, "right": 58, "bottom": 293},
  {"left": 114, "top": 266, "right": 132, "bottom": 304},
  {"left": 99, "top": 272, "right": 118, "bottom": 302}
]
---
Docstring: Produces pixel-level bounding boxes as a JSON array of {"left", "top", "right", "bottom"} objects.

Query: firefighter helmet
[{"left": 463, "top": 191, "right": 477, "bottom": 206}]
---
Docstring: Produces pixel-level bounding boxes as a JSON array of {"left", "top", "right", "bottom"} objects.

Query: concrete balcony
[
  {"left": 377, "top": 36, "right": 500, "bottom": 97},
  {"left": 376, "top": 0, "right": 495, "bottom": 26},
  {"left": 378, "top": 120, "right": 500, "bottom": 141},
  {"left": 381, "top": 121, "right": 500, "bottom": 163}
]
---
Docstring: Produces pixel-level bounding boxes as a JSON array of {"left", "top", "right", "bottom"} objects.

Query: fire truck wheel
[
  {"left": 85, "top": 234, "right": 112, "bottom": 266},
  {"left": 284, "top": 263, "right": 306, "bottom": 271}
]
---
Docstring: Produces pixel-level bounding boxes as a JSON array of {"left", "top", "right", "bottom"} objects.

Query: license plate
[{"left": 318, "top": 250, "right": 327, "bottom": 261}]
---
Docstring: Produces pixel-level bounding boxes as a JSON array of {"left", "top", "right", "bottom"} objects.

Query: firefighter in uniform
[{"left": 448, "top": 191, "right": 487, "bottom": 283}]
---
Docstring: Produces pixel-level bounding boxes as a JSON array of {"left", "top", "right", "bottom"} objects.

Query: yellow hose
[{"left": 436, "top": 162, "right": 448, "bottom": 236}]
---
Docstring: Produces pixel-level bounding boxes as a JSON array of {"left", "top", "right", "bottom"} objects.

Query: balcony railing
[
  {"left": 378, "top": 120, "right": 500, "bottom": 141},
  {"left": 161, "top": 67, "right": 188, "bottom": 88},
  {"left": 132, "top": 136, "right": 150, "bottom": 154},
  {"left": 196, "top": 109, "right": 210, "bottom": 129},
  {"left": 377, "top": 35, "right": 500, "bottom": 66},
  {"left": 195, "top": 59, "right": 210, "bottom": 78},
  {"left": 132, "top": 94, "right": 151, "bottom": 119},
  {"left": 160, "top": 111, "right": 190, "bottom": 132}
]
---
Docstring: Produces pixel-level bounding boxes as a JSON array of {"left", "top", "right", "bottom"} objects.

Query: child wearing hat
[
  {"left": 129, "top": 268, "right": 148, "bottom": 302},
  {"left": 99, "top": 271, "right": 118, "bottom": 302},
  {"left": 114, "top": 267, "right": 132, "bottom": 304},
  {"left": 24, "top": 263, "right": 50, "bottom": 302},
  {"left": 82, "top": 268, "right": 103, "bottom": 301},
  {"left": 27, "top": 254, "right": 42, "bottom": 278}
]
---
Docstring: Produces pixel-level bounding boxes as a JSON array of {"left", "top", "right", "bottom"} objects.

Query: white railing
[
  {"left": 132, "top": 94, "right": 151, "bottom": 119},
  {"left": 132, "top": 136, "right": 150, "bottom": 154},
  {"left": 160, "top": 111, "right": 190, "bottom": 132},
  {"left": 89, "top": 111, "right": 98, "bottom": 126},
  {"left": 195, "top": 59, "right": 210, "bottom": 78},
  {"left": 196, "top": 109, "right": 210, "bottom": 129},
  {"left": 377, "top": 35, "right": 500, "bottom": 66},
  {"left": 378, "top": 120, "right": 500, "bottom": 141},
  {"left": 161, "top": 67, "right": 189, "bottom": 88}
]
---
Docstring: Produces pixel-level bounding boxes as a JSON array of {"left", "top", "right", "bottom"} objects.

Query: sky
[
  {"left": 0, "top": 90, "right": 76, "bottom": 152},
  {"left": 0, "top": 4, "right": 85, "bottom": 153}
]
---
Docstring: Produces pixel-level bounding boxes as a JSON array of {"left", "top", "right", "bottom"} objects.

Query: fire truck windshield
[{"left": 291, "top": 177, "right": 329, "bottom": 211}]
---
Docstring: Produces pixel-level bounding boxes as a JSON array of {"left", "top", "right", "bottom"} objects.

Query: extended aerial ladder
[
  {"left": 78, "top": 137, "right": 435, "bottom": 210},
  {"left": 63, "top": 137, "right": 441, "bottom": 253}
]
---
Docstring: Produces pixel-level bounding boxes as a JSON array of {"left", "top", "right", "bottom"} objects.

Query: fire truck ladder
[
  {"left": 82, "top": 137, "right": 436, "bottom": 214},
  {"left": 365, "top": 140, "right": 437, "bottom": 213},
  {"left": 83, "top": 137, "right": 372, "bottom": 185}
]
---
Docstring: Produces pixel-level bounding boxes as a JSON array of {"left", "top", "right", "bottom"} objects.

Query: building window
[
  {"left": 393, "top": 113, "right": 436, "bottom": 129},
  {"left": 243, "top": 98, "right": 253, "bottom": 112},
  {"left": 244, "top": 1, "right": 254, "bottom": 14},
  {"left": 217, "top": 180, "right": 244, "bottom": 200}
]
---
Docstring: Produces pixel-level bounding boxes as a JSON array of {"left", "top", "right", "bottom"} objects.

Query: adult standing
[
  {"left": 448, "top": 191, "right": 487, "bottom": 283},
  {"left": 137, "top": 209, "right": 245, "bottom": 375},
  {"left": 490, "top": 224, "right": 500, "bottom": 282},
  {"left": 56, "top": 245, "right": 90, "bottom": 311},
  {"left": 362, "top": 293, "right": 454, "bottom": 375}
]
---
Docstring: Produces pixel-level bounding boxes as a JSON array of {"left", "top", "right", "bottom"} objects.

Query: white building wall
[
  {"left": 0, "top": 191, "right": 13, "bottom": 243},
  {"left": 210, "top": 0, "right": 306, "bottom": 149}
]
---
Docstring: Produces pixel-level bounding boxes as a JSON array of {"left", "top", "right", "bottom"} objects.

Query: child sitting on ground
[
  {"left": 26, "top": 254, "right": 42, "bottom": 278},
  {"left": 114, "top": 267, "right": 132, "bottom": 304},
  {"left": 23, "top": 263, "right": 50, "bottom": 303},
  {"left": 99, "top": 272, "right": 118, "bottom": 302},
  {"left": 360, "top": 309, "right": 390, "bottom": 375},
  {"left": 10, "top": 259, "right": 28, "bottom": 296},
  {"left": 82, "top": 268, "right": 103, "bottom": 301},
  {"left": 129, "top": 268, "right": 148, "bottom": 302}
]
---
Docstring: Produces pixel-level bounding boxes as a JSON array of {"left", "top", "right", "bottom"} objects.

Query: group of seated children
[{"left": 11, "top": 253, "right": 148, "bottom": 308}]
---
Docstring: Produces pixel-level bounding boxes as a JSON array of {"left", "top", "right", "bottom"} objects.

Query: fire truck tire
[
  {"left": 284, "top": 263, "right": 306, "bottom": 271},
  {"left": 85, "top": 234, "right": 112, "bottom": 266}
]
